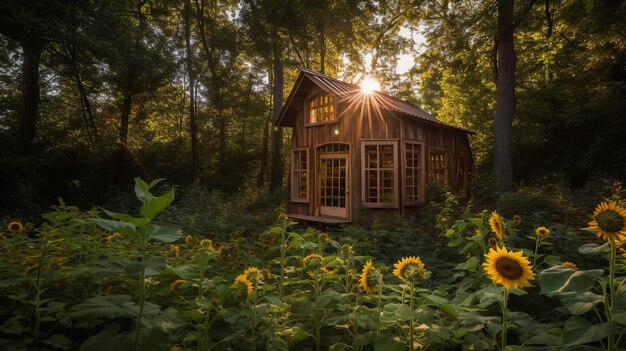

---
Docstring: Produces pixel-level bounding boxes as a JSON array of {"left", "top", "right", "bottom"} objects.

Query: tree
[
  {"left": 493, "top": 0, "right": 516, "bottom": 189},
  {"left": 184, "top": 0, "right": 199, "bottom": 181}
]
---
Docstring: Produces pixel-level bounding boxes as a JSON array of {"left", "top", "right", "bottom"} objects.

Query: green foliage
[{"left": 2, "top": 180, "right": 626, "bottom": 350}]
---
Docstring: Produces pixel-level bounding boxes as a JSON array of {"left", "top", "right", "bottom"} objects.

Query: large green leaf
[
  {"left": 79, "top": 323, "right": 132, "bottom": 351},
  {"left": 539, "top": 266, "right": 604, "bottom": 295},
  {"left": 90, "top": 218, "right": 137, "bottom": 235},
  {"left": 423, "top": 294, "right": 458, "bottom": 320},
  {"left": 380, "top": 303, "right": 418, "bottom": 324},
  {"left": 134, "top": 177, "right": 152, "bottom": 202},
  {"left": 140, "top": 190, "right": 174, "bottom": 220},
  {"left": 100, "top": 208, "right": 148, "bottom": 227},
  {"left": 147, "top": 224, "right": 182, "bottom": 243},
  {"left": 477, "top": 285, "right": 503, "bottom": 308},
  {"left": 374, "top": 334, "right": 405, "bottom": 351},
  {"left": 316, "top": 289, "right": 347, "bottom": 309},
  {"left": 578, "top": 242, "right": 611, "bottom": 255},
  {"left": 63, "top": 295, "right": 136, "bottom": 320},
  {"left": 560, "top": 291, "right": 605, "bottom": 315},
  {"left": 562, "top": 316, "right": 610, "bottom": 346}
]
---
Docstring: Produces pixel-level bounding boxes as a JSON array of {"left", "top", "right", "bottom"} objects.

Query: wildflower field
[{"left": 2, "top": 178, "right": 626, "bottom": 351}]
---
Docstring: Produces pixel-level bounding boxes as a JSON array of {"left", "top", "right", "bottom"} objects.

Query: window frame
[
  {"left": 428, "top": 147, "right": 448, "bottom": 185},
  {"left": 403, "top": 140, "right": 426, "bottom": 205},
  {"left": 360, "top": 140, "right": 399, "bottom": 208},
  {"left": 306, "top": 93, "right": 338, "bottom": 126},
  {"left": 290, "top": 147, "right": 310, "bottom": 203}
]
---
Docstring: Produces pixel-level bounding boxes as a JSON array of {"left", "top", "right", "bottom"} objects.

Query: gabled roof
[{"left": 274, "top": 67, "right": 473, "bottom": 134}]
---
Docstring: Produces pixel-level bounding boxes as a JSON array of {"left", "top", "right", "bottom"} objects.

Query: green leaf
[
  {"left": 276, "top": 327, "right": 311, "bottom": 349},
  {"left": 170, "top": 264, "right": 199, "bottom": 280},
  {"left": 454, "top": 257, "right": 480, "bottom": 271},
  {"left": 140, "top": 190, "right": 174, "bottom": 220},
  {"left": 134, "top": 177, "right": 152, "bottom": 202},
  {"left": 63, "top": 295, "right": 136, "bottom": 320},
  {"left": 523, "top": 328, "right": 562, "bottom": 346},
  {"left": 539, "top": 266, "right": 604, "bottom": 295},
  {"left": 381, "top": 303, "right": 417, "bottom": 324},
  {"left": 316, "top": 289, "right": 347, "bottom": 309},
  {"left": 562, "top": 316, "right": 610, "bottom": 346},
  {"left": 578, "top": 242, "right": 611, "bottom": 254},
  {"left": 147, "top": 224, "right": 182, "bottom": 243},
  {"left": 79, "top": 323, "right": 132, "bottom": 351},
  {"left": 477, "top": 285, "right": 503, "bottom": 308},
  {"left": 469, "top": 218, "right": 483, "bottom": 227},
  {"left": 100, "top": 208, "right": 148, "bottom": 227},
  {"left": 374, "top": 334, "right": 405, "bottom": 351},
  {"left": 560, "top": 291, "right": 604, "bottom": 315},
  {"left": 613, "top": 311, "right": 626, "bottom": 326},
  {"left": 423, "top": 294, "right": 458, "bottom": 320},
  {"left": 90, "top": 218, "right": 137, "bottom": 235}
]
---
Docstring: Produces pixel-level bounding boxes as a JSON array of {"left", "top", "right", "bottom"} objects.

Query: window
[
  {"left": 429, "top": 150, "right": 447, "bottom": 184},
  {"left": 361, "top": 141, "right": 398, "bottom": 207},
  {"left": 404, "top": 142, "right": 424, "bottom": 204},
  {"left": 309, "top": 94, "right": 336, "bottom": 123},
  {"left": 291, "top": 148, "right": 309, "bottom": 202}
]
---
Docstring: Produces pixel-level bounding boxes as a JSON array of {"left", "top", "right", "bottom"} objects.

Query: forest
[{"left": 0, "top": 0, "right": 625, "bottom": 350}]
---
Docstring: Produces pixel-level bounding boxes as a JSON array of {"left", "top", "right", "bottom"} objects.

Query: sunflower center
[
  {"left": 597, "top": 210, "right": 624, "bottom": 233},
  {"left": 495, "top": 257, "right": 523, "bottom": 280}
]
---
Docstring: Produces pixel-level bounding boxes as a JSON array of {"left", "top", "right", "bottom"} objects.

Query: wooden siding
[{"left": 286, "top": 89, "right": 473, "bottom": 222}]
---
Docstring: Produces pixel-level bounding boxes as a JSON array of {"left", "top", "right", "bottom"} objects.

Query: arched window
[{"left": 309, "top": 93, "right": 336, "bottom": 124}]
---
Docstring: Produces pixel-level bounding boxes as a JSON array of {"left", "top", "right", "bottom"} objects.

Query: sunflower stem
[
  {"left": 409, "top": 283, "right": 414, "bottom": 351},
  {"left": 501, "top": 287, "right": 509, "bottom": 351},
  {"left": 608, "top": 241, "right": 617, "bottom": 351}
]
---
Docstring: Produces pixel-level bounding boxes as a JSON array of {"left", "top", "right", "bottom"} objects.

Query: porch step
[{"left": 287, "top": 214, "right": 351, "bottom": 225}]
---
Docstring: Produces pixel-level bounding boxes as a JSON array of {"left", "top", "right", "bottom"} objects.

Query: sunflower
[
  {"left": 393, "top": 256, "right": 427, "bottom": 283},
  {"left": 8, "top": 221, "right": 24, "bottom": 232},
  {"left": 170, "top": 279, "right": 188, "bottom": 290},
  {"left": 184, "top": 235, "right": 193, "bottom": 244},
  {"left": 199, "top": 239, "right": 215, "bottom": 251},
  {"left": 513, "top": 215, "right": 522, "bottom": 225},
  {"left": 535, "top": 226, "right": 550, "bottom": 240},
  {"left": 359, "top": 260, "right": 374, "bottom": 293},
  {"left": 303, "top": 253, "right": 323, "bottom": 266},
  {"left": 233, "top": 274, "right": 253, "bottom": 296},
  {"left": 489, "top": 211, "right": 504, "bottom": 241},
  {"left": 488, "top": 237, "right": 498, "bottom": 248},
  {"left": 244, "top": 266, "right": 260, "bottom": 280},
  {"left": 483, "top": 246, "right": 534, "bottom": 289},
  {"left": 562, "top": 261, "right": 577, "bottom": 270},
  {"left": 170, "top": 245, "right": 180, "bottom": 257},
  {"left": 587, "top": 201, "right": 626, "bottom": 242},
  {"left": 321, "top": 266, "right": 338, "bottom": 274}
]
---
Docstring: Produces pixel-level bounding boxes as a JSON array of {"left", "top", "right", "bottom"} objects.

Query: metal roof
[{"left": 278, "top": 67, "right": 473, "bottom": 133}]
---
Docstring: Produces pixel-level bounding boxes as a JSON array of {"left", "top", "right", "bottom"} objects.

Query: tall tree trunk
[
  {"left": 494, "top": 0, "right": 515, "bottom": 190},
  {"left": 69, "top": 44, "right": 97, "bottom": 141},
  {"left": 119, "top": 91, "right": 133, "bottom": 144},
  {"left": 240, "top": 72, "right": 253, "bottom": 154},
  {"left": 269, "top": 50, "right": 284, "bottom": 192},
  {"left": 319, "top": 24, "right": 326, "bottom": 74},
  {"left": 195, "top": 0, "right": 227, "bottom": 164},
  {"left": 257, "top": 68, "right": 273, "bottom": 188},
  {"left": 185, "top": 0, "right": 198, "bottom": 182},
  {"left": 15, "top": 38, "right": 43, "bottom": 156}
]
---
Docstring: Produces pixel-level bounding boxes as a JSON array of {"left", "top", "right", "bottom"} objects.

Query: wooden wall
[{"left": 286, "top": 87, "right": 473, "bottom": 223}]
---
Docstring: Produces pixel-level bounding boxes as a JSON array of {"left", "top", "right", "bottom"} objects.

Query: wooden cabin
[{"left": 274, "top": 68, "right": 473, "bottom": 224}]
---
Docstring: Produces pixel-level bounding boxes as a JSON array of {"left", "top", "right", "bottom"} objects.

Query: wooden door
[{"left": 319, "top": 153, "right": 349, "bottom": 218}]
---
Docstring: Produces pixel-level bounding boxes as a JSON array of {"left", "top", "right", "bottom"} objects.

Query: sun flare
[{"left": 360, "top": 77, "right": 381, "bottom": 94}]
